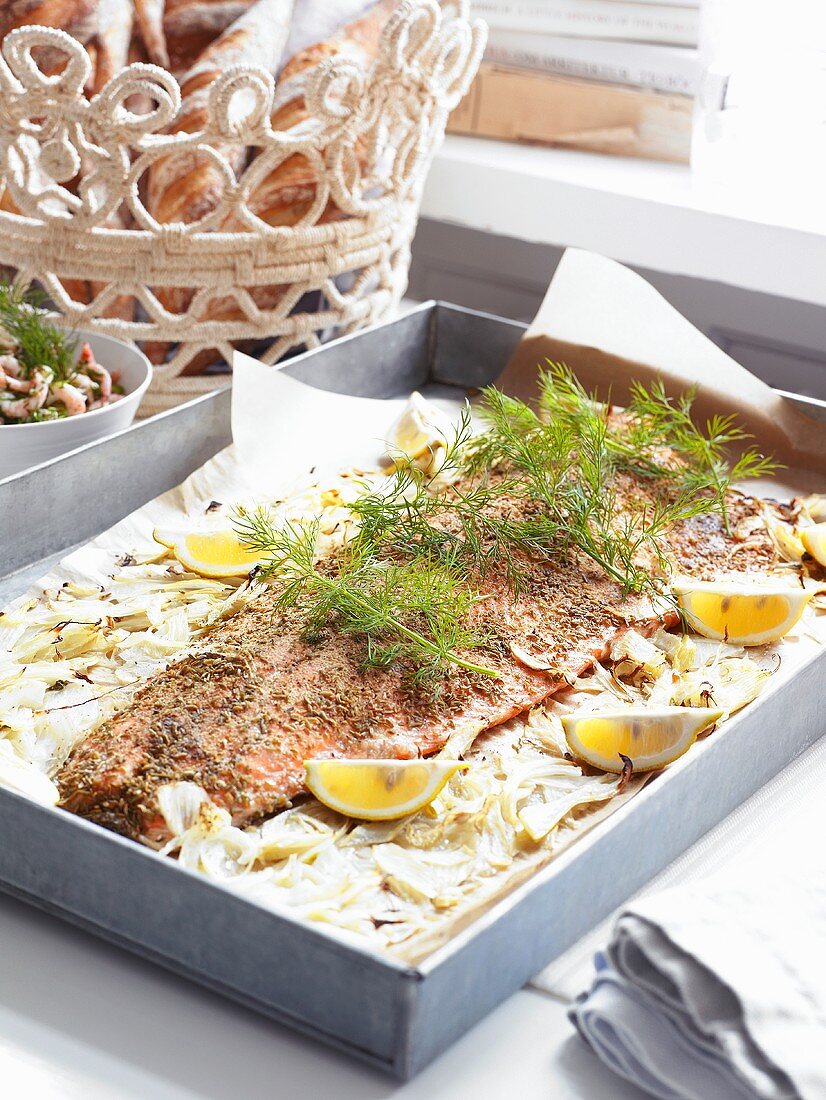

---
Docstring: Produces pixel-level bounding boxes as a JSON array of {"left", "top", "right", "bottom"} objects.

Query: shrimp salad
[{"left": 0, "top": 283, "right": 121, "bottom": 425}]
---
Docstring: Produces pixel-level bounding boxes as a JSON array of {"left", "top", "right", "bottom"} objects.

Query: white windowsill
[{"left": 420, "top": 136, "right": 826, "bottom": 308}]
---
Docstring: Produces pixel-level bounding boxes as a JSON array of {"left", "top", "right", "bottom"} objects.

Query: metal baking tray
[{"left": 1, "top": 303, "right": 825, "bottom": 1079}]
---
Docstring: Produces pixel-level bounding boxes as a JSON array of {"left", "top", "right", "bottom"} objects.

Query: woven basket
[{"left": 0, "top": 2, "right": 484, "bottom": 415}]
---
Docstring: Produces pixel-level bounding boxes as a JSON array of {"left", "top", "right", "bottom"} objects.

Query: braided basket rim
[{"left": 0, "top": 1, "right": 486, "bottom": 408}]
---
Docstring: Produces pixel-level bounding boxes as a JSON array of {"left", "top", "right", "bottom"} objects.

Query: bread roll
[
  {"left": 135, "top": 0, "right": 169, "bottom": 68},
  {"left": 227, "top": 0, "right": 396, "bottom": 229},
  {"left": 163, "top": 0, "right": 256, "bottom": 75},
  {"left": 172, "top": 0, "right": 395, "bottom": 374},
  {"left": 91, "top": 0, "right": 133, "bottom": 93}
]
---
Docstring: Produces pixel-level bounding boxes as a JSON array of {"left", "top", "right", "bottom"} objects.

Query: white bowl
[{"left": 0, "top": 330, "right": 152, "bottom": 481}]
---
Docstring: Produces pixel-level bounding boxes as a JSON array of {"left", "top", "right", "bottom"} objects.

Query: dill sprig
[
  {"left": 620, "top": 379, "right": 778, "bottom": 531},
  {"left": 0, "top": 281, "right": 78, "bottom": 383},
  {"left": 466, "top": 365, "right": 769, "bottom": 591},
  {"left": 233, "top": 506, "right": 498, "bottom": 683},
  {"left": 533, "top": 364, "right": 777, "bottom": 532},
  {"left": 234, "top": 364, "right": 775, "bottom": 679},
  {"left": 351, "top": 407, "right": 526, "bottom": 590}
]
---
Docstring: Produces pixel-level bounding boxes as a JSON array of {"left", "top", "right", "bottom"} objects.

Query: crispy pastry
[
  {"left": 171, "top": 0, "right": 396, "bottom": 373},
  {"left": 91, "top": 0, "right": 133, "bottom": 93},
  {"left": 163, "top": 0, "right": 255, "bottom": 75},
  {"left": 144, "top": 0, "right": 294, "bottom": 365},
  {"left": 237, "top": 0, "right": 396, "bottom": 228},
  {"left": 134, "top": 0, "right": 170, "bottom": 68}
]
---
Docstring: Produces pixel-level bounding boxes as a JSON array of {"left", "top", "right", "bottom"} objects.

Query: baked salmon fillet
[{"left": 57, "top": 487, "right": 775, "bottom": 842}]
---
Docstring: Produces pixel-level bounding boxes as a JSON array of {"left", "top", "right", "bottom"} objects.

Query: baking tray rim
[
  {"left": 0, "top": 635, "right": 821, "bottom": 979},
  {"left": 0, "top": 298, "right": 438, "bottom": 491},
  {"left": 1, "top": 316, "right": 823, "bottom": 976},
  {"left": 2, "top": 298, "right": 824, "bottom": 493},
  {"left": 2, "top": 300, "right": 825, "bottom": 1074},
  {"left": 0, "top": 775, "right": 421, "bottom": 974},
  {"left": 417, "top": 635, "right": 826, "bottom": 971}
]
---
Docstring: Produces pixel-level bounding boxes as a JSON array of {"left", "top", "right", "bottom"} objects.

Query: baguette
[
  {"left": 134, "top": 0, "right": 169, "bottom": 68},
  {"left": 91, "top": 0, "right": 133, "bottom": 92},
  {"left": 175, "top": 0, "right": 395, "bottom": 374},
  {"left": 147, "top": 0, "right": 295, "bottom": 227},
  {"left": 76, "top": 0, "right": 135, "bottom": 317},
  {"left": 143, "top": 0, "right": 295, "bottom": 364},
  {"left": 0, "top": 0, "right": 96, "bottom": 37},
  {"left": 280, "top": 1, "right": 375, "bottom": 64},
  {"left": 0, "top": 0, "right": 98, "bottom": 76},
  {"left": 1, "top": 3, "right": 135, "bottom": 323},
  {"left": 83, "top": 39, "right": 98, "bottom": 93},
  {"left": 228, "top": 0, "right": 396, "bottom": 229},
  {"left": 163, "top": 0, "right": 255, "bottom": 74}
]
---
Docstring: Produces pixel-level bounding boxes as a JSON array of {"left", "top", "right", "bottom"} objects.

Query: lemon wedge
[
  {"left": 562, "top": 706, "right": 721, "bottom": 773},
  {"left": 304, "top": 758, "right": 468, "bottom": 820},
  {"left": 171, "top": 530, "right": 264, "bottom": 578},
  {"left": 672, "top": 579, "right": 812, "bottom": 645},
  {"left": 800, "top": 522, "right": 826, "bottom": 567},
  {"left": 386, "top": 392, "right": 454, "bottom": 465}
]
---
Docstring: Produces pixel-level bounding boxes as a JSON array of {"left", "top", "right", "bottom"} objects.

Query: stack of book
[{"left": 449, "top": 0, "right": 701, "bottom": 162}]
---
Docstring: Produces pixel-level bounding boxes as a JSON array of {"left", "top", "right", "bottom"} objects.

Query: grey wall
[{"left": 408, "top": 218, "right": 826, "bottom": 400}]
